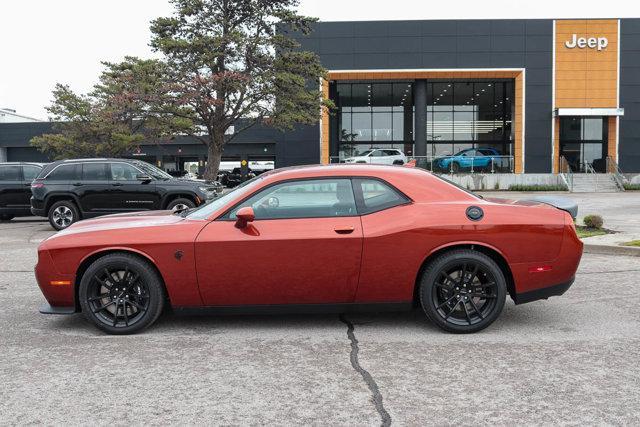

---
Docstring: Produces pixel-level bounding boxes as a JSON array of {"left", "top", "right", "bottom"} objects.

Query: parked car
[
  {"left": 343, "top": 149, "right": 407, "bottom": 165},
  {"left": 0, "top": 162, "right": 45, "bottom": 221},
  {"left": 220, "top": 167, "right": 256, "bottom": 188},
  {"left": 30, "top": 158, "right": 221, "bottom": 231},
  {"left": 436, "top": 148, "right": 501, "bottom": 172},
  {"left": 35, "top": 164, "right": 582, "bottom": 335}
]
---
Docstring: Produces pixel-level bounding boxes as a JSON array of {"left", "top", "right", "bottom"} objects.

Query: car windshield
[
  {"left": 186, "top": 175, "right": 266, "bottom": 219},
  {"left": 133, "top": 161, "right": 173, "bottom": 180}
]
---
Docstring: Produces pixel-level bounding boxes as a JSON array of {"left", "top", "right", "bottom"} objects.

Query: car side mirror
[
  {"left": 235, "top": 206, "right": 255, "bottom": 228},
  {"left": 137, "top": 174, "right": 152, "bottom": 182}
]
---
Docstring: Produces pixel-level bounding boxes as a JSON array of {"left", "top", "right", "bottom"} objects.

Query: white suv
[{"left": 343, "top": 149, "right": 407, "bottom": 165}]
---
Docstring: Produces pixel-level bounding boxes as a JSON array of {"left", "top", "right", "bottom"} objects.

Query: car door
[
  {"left": 195, "top": 178, "right": 363, "bottom": 306},
  {"left": 367, "top": 150, "right": 386, "bottom": 165},
  {"left": 0, "top": 165, "right": 23, "bottom": 210},
  {"left": 108, "top": 162, "right": 159, "bottom": 211},
  {"left": 77, "top": 162, "right": 112, "bottom": 214}
]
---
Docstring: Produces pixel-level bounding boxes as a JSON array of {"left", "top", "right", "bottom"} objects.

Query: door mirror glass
[{"left": 235, "top": 206, "right": 255, "bottom": 228}]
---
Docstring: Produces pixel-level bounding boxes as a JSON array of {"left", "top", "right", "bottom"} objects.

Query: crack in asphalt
[{"left": 339, "top": 314, "right": 391, "bottom": 427}]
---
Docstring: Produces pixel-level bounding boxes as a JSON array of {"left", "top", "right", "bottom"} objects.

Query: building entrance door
[{"left": 559, "top": 117, "right": 608, "bottom": 173}]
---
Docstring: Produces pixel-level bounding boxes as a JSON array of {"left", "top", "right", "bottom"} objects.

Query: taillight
[{"left": 31, "top": 182, "right": 44, "bottom": 189}]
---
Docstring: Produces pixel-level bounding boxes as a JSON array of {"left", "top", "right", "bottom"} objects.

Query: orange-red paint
[{"left": 35, "top": 164, "right": 582, "bottom": 311}]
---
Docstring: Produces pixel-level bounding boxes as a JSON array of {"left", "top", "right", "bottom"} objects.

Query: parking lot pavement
[{"left": 1, "top": 219, "right": 639, "bottom": 425}]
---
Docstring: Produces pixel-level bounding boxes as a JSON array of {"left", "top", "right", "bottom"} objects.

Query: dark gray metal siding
[
  {"left": 293, "top": 19, "right": 554, "bottom": 172},
  {"left": 620, "top": 19, "right": 640, "bottom": 172}
]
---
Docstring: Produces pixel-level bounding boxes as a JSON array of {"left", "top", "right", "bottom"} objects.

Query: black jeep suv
[
  {"left": 0, "top": 162, "right": 45, "bottom": 221},
  {"left": 31, "top": 158, "right": 221, "bottom": 230}
]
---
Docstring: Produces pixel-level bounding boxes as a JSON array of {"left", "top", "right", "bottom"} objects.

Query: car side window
[
  {"left": 354, "top": 178, "right": 410, "bottom": 214},
  {"left": 0, "top": 166, "right": 21, "bottom": 181},
  {"left": 110, "top": 163, "right": 141, "bottom": 181},
  {"left": 46, "top": 164, "right": 80, "bottom": 181},
  {"left": 228, "top": 178, "right": 357, "bottom": 220},
  {"left": 22, "top": 165, "right": 41, "bottom": 181},
  {"left": 83, "top": 163, "right": 109, "bottom": 181},
  {"left": 370, "top": 150, "right": 383, "bottom": 157}
]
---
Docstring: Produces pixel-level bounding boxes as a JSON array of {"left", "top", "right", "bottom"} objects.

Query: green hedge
[
  {"left": 507, "top": 184, "right": 568, "bottom": 191},
  {"left": 623, "top": 183, "right": 640, "bottom": 191}
]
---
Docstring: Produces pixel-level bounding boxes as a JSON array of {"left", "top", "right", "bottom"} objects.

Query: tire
[
  {"left": 166, "top": 197, "right": 195, "bottom": 212},
  {"left": 78, "top": 253, "right": 165, "bottom": 335},
  {"left": 450, "top": 162, "right": 460, "bottom": 173},
  {"left": 419, "top": 249, "right": 506, "bottom": 333},
  {"left": 0, "top": 214, "right": 14, "bottom": 222},
  {"left": 48, "top": 200, "right": 79, "bottom": 231}
]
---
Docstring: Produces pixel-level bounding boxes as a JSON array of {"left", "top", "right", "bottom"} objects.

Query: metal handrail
[
  {"left": 559, "top": 156, "right": 573, "bottom": 192},
  {"left": 606, "top": 156, "right": 626, "bottom": 191},
  {"left": 584, "top": 162, "right": 598, "bottom": 191}
]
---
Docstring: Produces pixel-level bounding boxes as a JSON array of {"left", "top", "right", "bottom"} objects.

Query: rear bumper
[
  {"left": 513, "top": 277, "right": 575, "bottom": 305},
  {"left": 39, "top": 303, "right": 76, "bottom": 315},
  {"left": 30, "top": 197, "right": 46, "bottom": 217}
]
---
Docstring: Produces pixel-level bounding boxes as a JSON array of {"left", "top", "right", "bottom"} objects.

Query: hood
[{"left": 48, "top": 210, "right": 189, "bottom": 238}]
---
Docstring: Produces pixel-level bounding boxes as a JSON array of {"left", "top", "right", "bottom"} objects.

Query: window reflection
[
  {"left": 337, "top": 82, "right": 414, "bottom": 145},
  {"left": 426, "top": 81, "right": 514, "bottom": 156}
]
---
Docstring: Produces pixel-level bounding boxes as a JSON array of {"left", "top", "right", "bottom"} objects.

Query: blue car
[{"left": 436, "top": 148, "right": 501, "bottom": 172}]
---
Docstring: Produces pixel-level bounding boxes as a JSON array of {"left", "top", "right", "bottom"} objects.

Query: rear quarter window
[
  {"left": 0, "top": 165, "right": 21, "bottom": 181},
  {"left": 354, "top": 178, "right": 410, "bottom": 214},
  {"left": 46, "top": 164, "right": 80, "bottom": 181}
]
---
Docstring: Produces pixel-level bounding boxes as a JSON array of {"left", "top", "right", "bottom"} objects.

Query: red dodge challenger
[{"left": 35, "top": 164, "right": 583, "bottom": 334}]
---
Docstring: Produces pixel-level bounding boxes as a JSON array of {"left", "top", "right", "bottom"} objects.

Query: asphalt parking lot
[{"left": 1, "top": 218, "right": 639, "bottom": 425}]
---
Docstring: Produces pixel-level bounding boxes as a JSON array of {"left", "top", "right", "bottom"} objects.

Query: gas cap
[{"left": 466, "top": 206, "right": 484, "bottom": 221}]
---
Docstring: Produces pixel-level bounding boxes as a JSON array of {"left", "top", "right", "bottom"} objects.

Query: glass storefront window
[
  {"left": 337, "top": 82, "right": 414, "bottom": 147},
  {"left": 425, "top": 80, "right": 514, "bottom": 157}
]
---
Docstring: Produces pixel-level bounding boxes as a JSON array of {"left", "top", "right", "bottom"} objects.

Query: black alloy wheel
[
  {"left": 450, "top": 162, "right": 460, "bottom": 173},
  {"left": 79, "top": 253, "right": 165, "bottom": 334},
  {"left": 420, "top": 249, "right": 506, "bottom": 333}
]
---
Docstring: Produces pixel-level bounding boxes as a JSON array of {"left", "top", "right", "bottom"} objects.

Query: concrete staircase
[{"left": 571, "top": 173, "right": 621, "bottom": 192}]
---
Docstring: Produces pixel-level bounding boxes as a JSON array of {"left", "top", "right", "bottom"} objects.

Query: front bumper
[{"left": 513, "top": 277, "right": 575, "bottom": 305}]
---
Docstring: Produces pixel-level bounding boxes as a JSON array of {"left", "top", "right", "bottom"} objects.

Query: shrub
[
  {"left": 583, "top": 214, "right": 604, "bottom": 229},
  {"left": 507, "top": 184, "right": 568, "bottom": 191},
  {"left": 623, "top": 183, "right": 640, "bottom": 190}
]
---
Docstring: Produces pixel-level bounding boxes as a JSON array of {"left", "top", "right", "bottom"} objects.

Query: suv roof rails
[{"left": 62, "top": 158, "right": 110, "bottom": 162}]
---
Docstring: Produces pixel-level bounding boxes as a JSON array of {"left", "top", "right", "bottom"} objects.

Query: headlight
[{"left": 199, "top": 186, "right": 218, "bottom": 199}]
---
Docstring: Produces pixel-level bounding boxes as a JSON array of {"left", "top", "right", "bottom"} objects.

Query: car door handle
[
  {"left": 112, "top": 183, "right": 123, "bottom": 187},
  {"left": 334, "top": 226, "right": 355, "bottom": 234},
  {"left": 72, "top": 182, "right": 83, "bottom": 187}
]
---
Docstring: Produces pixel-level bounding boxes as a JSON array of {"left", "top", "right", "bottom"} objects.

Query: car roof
[{"left": 0, "top": 162, "right": 47, "bottom": 166}]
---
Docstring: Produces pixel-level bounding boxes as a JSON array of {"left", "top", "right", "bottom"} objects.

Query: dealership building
[{"left": 1, "top": 18, "right": 640, "bottom": 176}]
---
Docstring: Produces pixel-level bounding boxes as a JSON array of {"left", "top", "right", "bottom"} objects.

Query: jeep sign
[{"left": 565, "top": 34, "right": 608, "bottom": 51}]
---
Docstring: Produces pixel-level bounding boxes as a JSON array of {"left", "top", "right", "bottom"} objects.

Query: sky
[{"left": 1, "top": 0, "right": 639, "bottom": 119}]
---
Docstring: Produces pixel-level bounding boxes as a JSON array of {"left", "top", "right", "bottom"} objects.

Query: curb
[{"left": 583, "top": 244, "right": 640, "bottom": 257}]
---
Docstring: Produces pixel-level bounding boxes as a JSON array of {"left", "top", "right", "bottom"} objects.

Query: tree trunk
[{"left": 204, "top": 142, "right": 223, "bottom": 182}]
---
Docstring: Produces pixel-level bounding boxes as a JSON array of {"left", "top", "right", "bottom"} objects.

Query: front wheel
[
  {"left": 167, "top": 198, "right": 195, "bottom": 212},
  {"left": 78, "top": 253, "right": 165, "bottom": 334},
  {"left": 419, "top": 249, "right": 506, "bottom": 333}
]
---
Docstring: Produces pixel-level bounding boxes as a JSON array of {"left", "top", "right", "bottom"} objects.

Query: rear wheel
[
  {"left": 78, "top": 253, "right": 165, "bottom": 335},
  {"left": 166, "top": 198, "right": 195, "bottom": 212},
  {"left": 48, "top": 200, "right": 79, "bottom": 230},
  {"left": 0, "top": 214, "right": 14, "bottom": 222},
  {"left": 419, "top": 249, "right": 506, "bottom": 333}
]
